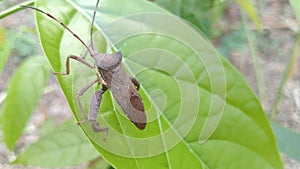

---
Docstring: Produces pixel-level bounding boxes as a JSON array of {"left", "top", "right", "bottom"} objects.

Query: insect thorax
[{"left": 94, "top": 51, "right": 122, "bottom": 70}]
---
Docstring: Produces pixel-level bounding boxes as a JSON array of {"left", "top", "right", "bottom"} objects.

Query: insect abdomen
[{"left": 110, "top": 66, "right": 146, "bottom": 130}]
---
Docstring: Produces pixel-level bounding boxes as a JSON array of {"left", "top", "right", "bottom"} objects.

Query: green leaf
[
  {"left": 14, "top": 119, "right": 99, "bottom": 167},
  {"left": 150, "top": 0, "right": 226, "bottom": 38},
  {"left": 217, "top": 29, "right": 249, "bottom": 58},
  {"left": 235, "top": 0, "right": 262, "bottom": 31},
  {"left": 33, "top": 0, "right": 283, "bottom": 168},
  {"left": 289, "top": 0, "right": 300, "bottom": 24},
  {"left": 0, "top": 27, "right": 4, "bottom": 44},
  {"left": 149, "top": 0, "right": 261, "bottom": 37},
  {"left": 0, "top": 1, "right": 34, "bottom": 19},
  {"left": 0, "top": 27, "right": 13, "bottom": 74},
  {"left": 87, "top": 157, "right": 112, "bottom": 169},
  {"left": 271, "top": 122, "right": 300, "bottom": 161},
  {"left": 0, "top": 56, "right": 50, "bottom": 149}
]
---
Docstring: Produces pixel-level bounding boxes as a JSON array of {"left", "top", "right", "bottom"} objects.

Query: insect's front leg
[
  {"left": 89, "top": 86, "right": 109, "bottom": 140},
  {"left": 53, "top": 55, "right": 94, "bottom": 75},
  {"left": 129, "top": 76, "right": 140, "bottom": 91}
]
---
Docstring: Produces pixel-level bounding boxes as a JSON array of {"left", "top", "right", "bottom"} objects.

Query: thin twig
[{"left": 0, "top": 0, "right": 34, "bottom": 19}]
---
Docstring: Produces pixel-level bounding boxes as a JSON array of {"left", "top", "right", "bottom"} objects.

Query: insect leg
[
  {"left": 53, "top": 55, "right": 95, "bottom": 75},
  {"left": 89, "top": 86, "right": 109, "bottom": 140},
  {"left": 76, "top": 78, "right": 101, "bottom": 125},
  {"left": 129, "top": 76, "right": 140, "bottom": 91}
]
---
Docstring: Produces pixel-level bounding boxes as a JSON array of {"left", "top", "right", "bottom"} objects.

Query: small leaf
[
  {"left": 235, "top": 0, "right": 262, "bottom": 31},
  {"left": 39, "top": 118, "right": 56, "bottom": 136},
  {"left": 87, "top": 157, "right": 112, "bottom": 169},
  {"left": 217, "top": 29, "right": 249, "bottom": 58},
  {"left": 0, "top": 27, "right": 13, "bottom": 74},
  {"left": 151, "top": 0, "right": 226, "bottom": 37},
  {"left": 14, "top": 119, "right": 99, "bottom": 167},
  {"left": 271, "top": 122, "right": 300, "bottom": 161},
  {"left": 150, "top": 0, "right": 261, "bottom": 37},
  {"left": 0, "top": 56, "right": 50, "bottom": 149}
]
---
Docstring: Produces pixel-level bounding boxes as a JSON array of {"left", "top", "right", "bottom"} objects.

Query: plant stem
[
  {"left": 271, "top": 33, "right": 300, "bottom": 119},
  {"left": 241, "top": 11, "right": 265, "bottom": 100},
  {"left": 0, "top": 0, "right": 34, "bottom": 19}
]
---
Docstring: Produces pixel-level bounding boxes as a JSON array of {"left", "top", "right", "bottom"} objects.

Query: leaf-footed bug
[{"left": 22, "top": 0, "right": 147, "bottom": 140}]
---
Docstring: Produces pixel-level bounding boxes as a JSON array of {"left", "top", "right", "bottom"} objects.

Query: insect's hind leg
[
  {"left": 89, "top": 86, "right": 109, "bottom": 140},
  {"left": 129, "top": 76, "right": 140, "bottom": 91}
]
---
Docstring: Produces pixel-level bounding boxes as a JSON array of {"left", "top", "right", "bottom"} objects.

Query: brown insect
[{"left": 22, "top": 0, "right": 146, "bottom": 140}]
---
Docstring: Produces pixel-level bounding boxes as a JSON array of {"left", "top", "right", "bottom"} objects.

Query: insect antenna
[
  {"left": 21, "top": 5, "right": 94, "bottom": 57},
  {"left": 90, "top": 0, "right": 101, "bottom": 51}
]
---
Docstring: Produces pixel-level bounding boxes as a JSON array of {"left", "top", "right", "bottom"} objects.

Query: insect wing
[{"left": 110, "top": 66, "right": 146, "bottom": 130}]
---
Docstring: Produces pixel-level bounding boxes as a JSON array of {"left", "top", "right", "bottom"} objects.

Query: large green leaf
[
  {"left": 33, "top": 0, "right": 282, "bottom": 168},
  {"left": 14, "top": 119, "right": 100, "bottom": 167},
  {"left": 0, "top": 56, "right": 50, "bottom": 149}
]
